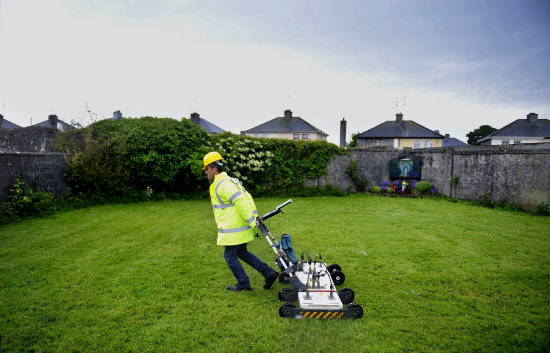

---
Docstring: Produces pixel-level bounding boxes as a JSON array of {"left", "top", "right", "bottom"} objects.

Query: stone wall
[
  {"left": 0, "top": 126, "right": 57, "bottom": 152},
  {"left": 1, "top": 133, "right": 548, "bottom": 209},
  {"left": 0, "top": 152, "right": 68, "bottom": 202},
  {"left": 307, "top": 144, "right": 550, "bottom": 209}
]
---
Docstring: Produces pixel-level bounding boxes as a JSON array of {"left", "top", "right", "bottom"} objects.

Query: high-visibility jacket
[{"left": 210, "top": 172, "right": 258, "bottom": 246}]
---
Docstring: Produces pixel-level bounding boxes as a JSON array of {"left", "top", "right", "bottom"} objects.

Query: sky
[{"left": 1, "top": 0, "right": 549, "bottom": 144}]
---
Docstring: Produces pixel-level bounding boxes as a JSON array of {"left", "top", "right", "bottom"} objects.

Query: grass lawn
[{"left": 1, "top": 195, "right": 549, "bottom": 352}]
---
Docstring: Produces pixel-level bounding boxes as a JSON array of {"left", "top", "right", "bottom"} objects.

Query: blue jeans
[{"left": 224, "top": 243, "right": 275, "bottom": 288}]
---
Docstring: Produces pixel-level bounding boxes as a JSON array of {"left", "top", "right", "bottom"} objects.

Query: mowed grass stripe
[{"left": 1, "top": 196, "right": 549, "bottom": 352}]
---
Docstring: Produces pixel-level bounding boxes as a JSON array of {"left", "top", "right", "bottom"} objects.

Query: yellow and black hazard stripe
[
  {"left": 299, "top": 310, "right": 345, "bottom": 319},
  {"left": 279, "top": 303, "right": 363, "bottom": 319}
]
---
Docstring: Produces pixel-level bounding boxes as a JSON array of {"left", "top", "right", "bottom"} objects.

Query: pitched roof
[
  {"left": 34, "top": 117, "right": 74, "bottom": 131},
  {"left": 442, "top": 136, "right": 468, "bottom": 147},
  {"left": 0, "top": 117, "right": 21, "bottom": 129},
  {"left": 243, "top": 110, "right": 328, "bottom": 136},
  {"left": 356, "top": 113, "right": 443, "bottom": 139},
  {"left": 190, "top": 113, "right": 225, "bottom": 134},
  {"left": 479, "top": 113, "right": 550, "bottom": 142}
]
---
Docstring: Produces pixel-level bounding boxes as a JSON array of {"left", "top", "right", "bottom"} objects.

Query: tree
[
  {"left": 466, "top": 125, "right": 498, "bottom": 145},
  {"left": 348, "top": 132, "right": 360, "bottom": 148}
]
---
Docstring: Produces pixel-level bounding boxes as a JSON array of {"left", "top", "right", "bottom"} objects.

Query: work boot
[
  {"left": 226, "top": 284, "right": 252, "bottom": 291},
  {"left": 264, "top": 272, "right": 278, "bottom": 290}
]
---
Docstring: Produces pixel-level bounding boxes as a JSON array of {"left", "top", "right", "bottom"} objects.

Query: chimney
[
  {"left": 444, "top": 134, "right": 450, "bottom": 139},
  {"left": 340, "top": 118, "right": 347, "bottom": 148},
  {"left": 190, "top": 112, "right": 200, "bottom": 125},
  {"left": 396, "top": 112, "right": 403, "bottom": 123},
  {"left": 48, "top": 114, "right": 58, "bottom": 128},
  {"left": 284, "top": 109, "right": 293, "bottom": 118},
  {"left": 0, "top": 114, "right": 3, "bottom": 127},
  {"left": 112, "top": 110, "right": 122, "bottom": 120},
  {"left": 434, "top": 130, "right": 439, "bottom": 135},
  {"left": 527, "top": 112, "right": 538, "bottom": 124}
]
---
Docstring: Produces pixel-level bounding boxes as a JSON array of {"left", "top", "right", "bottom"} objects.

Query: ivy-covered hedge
[
  {"left": 204, "top": 133, "right": 342, "bottom": 196},
  {"left": 59, "top": 117, "right": 343, "bottom": 200}
]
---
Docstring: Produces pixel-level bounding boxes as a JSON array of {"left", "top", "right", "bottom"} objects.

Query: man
[{"left": 203, "top": 152, "right": 278, "bottom": 291}]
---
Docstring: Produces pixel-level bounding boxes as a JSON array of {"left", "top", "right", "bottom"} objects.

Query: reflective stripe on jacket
[{"left": 210, "top": 172, "right": 258, "bottom": 245}]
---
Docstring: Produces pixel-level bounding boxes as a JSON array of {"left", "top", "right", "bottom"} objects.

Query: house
[
  {"left": 478, "top": 112, "right": 550, "bottom": 145},
  {"left": 442, "top": 134, "right": 468, "bottom": 147},
  {"left": 33, "top": 114, "right": 75, "bottom": 132},
  {"left": 355, "top": 113, "right": 443, "bottom": 148},
  {"left": 190, "top": 112, "right": 225, "bottom": 135},
  {"left": 0, "top": 114, "right": 21, "bottom": 129},
  {"left": 241, "top": 110, "right": 328, "bottom": 141}
]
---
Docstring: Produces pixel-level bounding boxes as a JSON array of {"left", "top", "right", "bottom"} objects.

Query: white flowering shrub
[
  {"left": 202, "top": 134, "right": 273, "bottom": 192},
  {"left": 203, "top": 132, "right": 342, "bottom": 196}
]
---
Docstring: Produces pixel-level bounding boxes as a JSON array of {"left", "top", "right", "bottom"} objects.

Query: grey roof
[
  {"left": 197, "top": 118, "right": 225, "bottom": 134},
  {"left": 442, "top": 137, "right": 469, "bottom": 147},
  {"left": 357, "top": 119, "right": 443, "bottom": 139},
  {"left": 0, "top": 118, "right": 21, "bottom": 129},
  {"left": 190, "top": 113, "right": 225, "bottom": 134},
  {"left": 479, "top": 116, "right": 550, "bottom": 142},
  {"left": 34, "top": 120, "right": 74, "bottom": 131},
  {"left": 243, "top": 111, "right": 328, "bottom": 136}
]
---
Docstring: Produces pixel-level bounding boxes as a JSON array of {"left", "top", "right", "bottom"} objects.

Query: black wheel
[
  {"left": 347, "top": 303, "right": 363, "bottom": 319},
  {"left": 279, "top": 272, "right": 290, "bottom": 283},
  {"left": 278, "top": 287, "right": 294, "bottom": 301},
  {"left": 338, "top": 287, "right": 355, "bottom": 304},
  {"left": 331, "top": 270, "right": 345, "bottom": 285},
  {"left": 327, "top": 264, "right": 342, "bottom": 273},
  {"left": 279, "top": 302, "right": 296, "bottom": 318}
]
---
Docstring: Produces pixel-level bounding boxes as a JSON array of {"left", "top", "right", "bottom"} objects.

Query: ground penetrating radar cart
[{"left": 257, "top": 199, "right": 363, "bottom": 319}]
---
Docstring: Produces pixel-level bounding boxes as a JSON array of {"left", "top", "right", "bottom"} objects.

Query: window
[
  {"left": 414, "top": 140, "right": 420, "bottom": 149},
  {"left": 293, "top": 134, "right": 300, "bottom": 140},
  {"left": 514, "top": 140, "right": 521, "bottom": 144},
  {"left": 302, "top": 134, "right": 309, "bottom": 140},
  {"left": 502, "top": 140, "right": 510, "bottom": 145},
  {"left": 424, "top": 140, "right": 432, "bottom": 148}
]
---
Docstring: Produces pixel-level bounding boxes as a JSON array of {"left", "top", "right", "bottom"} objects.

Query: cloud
[{"left": 0, "top": 0, "right": 548, "bottom": 143}]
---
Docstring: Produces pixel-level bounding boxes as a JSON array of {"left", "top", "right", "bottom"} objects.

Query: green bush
[
  {"left": 494, "top": 201, "right": 523, "bottom": 212},
  {"left": 370, "top": 185, "right": 381, "bottom": 194},
  {"left": 449, "top": 174, "right": 460, "bottom": 185},
  {"left": 64, "top": 131, "right": 130, "bottom": 198},
  {"left": 414, "top": 181, "right": 432, "bottom": 194},
  {"left": 0, "top": 176, "right": 56, "bottom": 224},
  {"left": 345, "top": 160, "right": 369, "bottom": 192},
  {"left": 62, "top": 118, "right": 343, "bottom": 201},
  {"left": 346, "top": 161, "right": 359, "bottom": 182},
  {"left": 91, "top": 117, "right": 210, "bottom": 194},
  {"left": 534, "top": 203, "right": 550, "bottom": 216},
  {"left": 476, "top": 191, "right": 494, "bottom": 208},
  {"left": 63, "top": 117, "right": 210, "bottom": 199}
]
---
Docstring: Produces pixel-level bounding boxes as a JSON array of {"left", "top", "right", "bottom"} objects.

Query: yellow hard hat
[{"left": 202, "top": 151, "right": 224, "bottom": 170}]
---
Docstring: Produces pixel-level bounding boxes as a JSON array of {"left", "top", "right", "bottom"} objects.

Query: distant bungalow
[
  {"left": 356, "top": 113, "right": 443, "bottom": 148},
  {"left": 32, "top": 114, "right": 74, "bottom": 132},
  {"left": 241, "top": 110, "right": 328, "bottom": 141},
  {"left": 479, "top": 112, "right": 550, "bottom": 145}
]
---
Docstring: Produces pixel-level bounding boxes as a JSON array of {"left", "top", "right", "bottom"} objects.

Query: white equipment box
[{"left": 296, "top": 262, "right": 343, "bottom": 310}]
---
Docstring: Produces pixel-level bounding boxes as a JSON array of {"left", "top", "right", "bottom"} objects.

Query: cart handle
[{"left": 260, "top": 199, "right": 292, "bottom": 221}]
